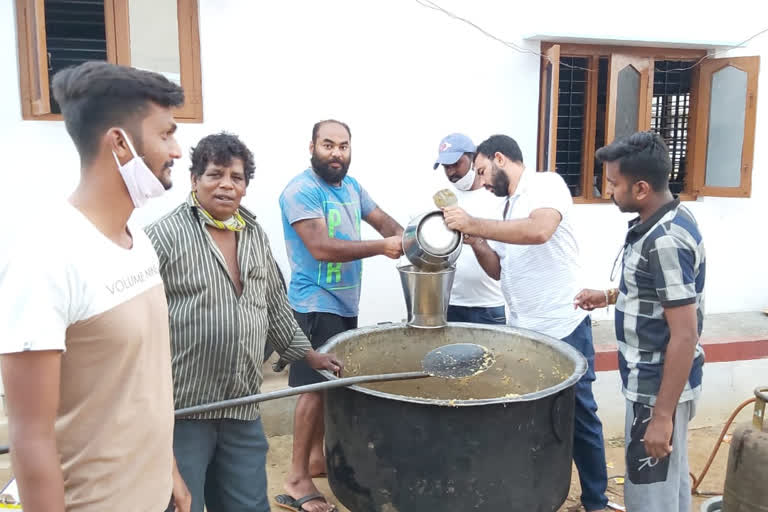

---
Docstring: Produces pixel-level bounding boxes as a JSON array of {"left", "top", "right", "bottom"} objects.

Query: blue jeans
[
  {"left": 447, "top": 304, "right": 506, "bottom": 324},
  {"left": 561, "top": 316, "right": 609, "bottom": 511},
  {"left": 173, "top": 418, "right": 270, "bottom": 512}
]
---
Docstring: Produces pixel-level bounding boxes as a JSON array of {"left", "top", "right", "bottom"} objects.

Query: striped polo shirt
[
  {"left": 616, "top": 199, "right": 706, "bottom": 406},
  {"left": 489, "top": 169, "right": 588, "bottom": 339},
  {"left": 145, "top": 195, "right": 311, "bottom": 420}
]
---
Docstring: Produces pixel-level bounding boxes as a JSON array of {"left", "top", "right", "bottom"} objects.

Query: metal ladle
[{"left": 175, "top": 343, "right": 494, "bottom": 417}]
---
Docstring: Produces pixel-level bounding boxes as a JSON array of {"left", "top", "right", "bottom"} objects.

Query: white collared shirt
[{"left": 489, "top": 170, "right": 587, "bottom": 339}]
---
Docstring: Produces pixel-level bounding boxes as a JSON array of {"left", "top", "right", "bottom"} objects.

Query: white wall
[{"left": 1, "top": 0, "right": 767, "bottom": 326}]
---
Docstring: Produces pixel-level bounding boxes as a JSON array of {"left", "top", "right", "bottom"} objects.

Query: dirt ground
[
  {"left": 0, "top": 424, "right": 732, "bottom": 510},
  {"left": 264, "top": 425, "right": 732, "bottom": 511}
]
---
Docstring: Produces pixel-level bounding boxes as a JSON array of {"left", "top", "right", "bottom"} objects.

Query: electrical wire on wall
[{"left": 414, "top": 0, "right": 768, "bottom": 72}]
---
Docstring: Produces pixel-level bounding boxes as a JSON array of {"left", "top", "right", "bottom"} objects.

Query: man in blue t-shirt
[{"left": 276, "top": 119, "right": 403, "bottom": 512}]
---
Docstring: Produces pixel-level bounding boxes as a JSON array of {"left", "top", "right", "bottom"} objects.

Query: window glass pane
[
  {"left": 705, "top": 65, "right": 747, "bottom": 188},
  {"left": 615, "top": 65, "right": 640, "bottom": 140},
  {"left": 45, "top": 0, "right": 107, "bottom": 113},
  {"left": 651, "top": 61, "right": 694, "bottom": 195},
  {"left": 129, "top": 0, "right": 181, "bottom": 85},
  {"left": 555, "top": 57, "right": 588, "bottom": 197}
]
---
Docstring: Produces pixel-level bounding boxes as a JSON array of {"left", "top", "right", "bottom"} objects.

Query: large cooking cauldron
[{"left": 318, "top": 322, "right": 587, "bottom": 512}]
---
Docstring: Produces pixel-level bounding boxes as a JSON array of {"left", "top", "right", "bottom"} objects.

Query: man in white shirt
[
  {"left": 442, "top": 134, "right": 609, "bottom": 512},
  {"left": 0, "top": 62, "right": 190, "bottom": 512},
  {"left": 432, "top": 133, "right": 506, "bottom": 324}
]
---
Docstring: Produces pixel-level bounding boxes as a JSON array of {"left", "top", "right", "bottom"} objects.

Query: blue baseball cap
[{"left": 433, "top": 133, "right": 476, "bottom": 170}]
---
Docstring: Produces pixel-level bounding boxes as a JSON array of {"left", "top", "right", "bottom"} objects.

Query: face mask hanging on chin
[
  {"left": 452, "top": 167, "right": 476, "bottom": 191},
  {"left": 111, "top": 128, "right": 165, "bottom": 208}
]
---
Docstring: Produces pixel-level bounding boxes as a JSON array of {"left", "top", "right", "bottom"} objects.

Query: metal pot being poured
[
  {"left": 399, "top": 210, "right": 462, "bottom": 328},
  {"left": 402, "top": 210, "right": 461, "bottom": 271}
]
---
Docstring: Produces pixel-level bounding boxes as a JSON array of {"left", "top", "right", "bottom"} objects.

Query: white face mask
[
  {"left": 111, "top": 128, "right": 166, "bottom": 208},
  {"left": 452, "top": 167, "right": 476, "bottom": 191}
]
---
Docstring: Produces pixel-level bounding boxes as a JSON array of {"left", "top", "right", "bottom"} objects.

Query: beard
[
  {"left": 490, "top": 162, "right": 509, "bottom": 197},
  {"left": 159, "top": 160, "right": 174, "bottom": 190},
  {"left": 311, "top": 153, "right": 350, "bottom": 184},
  {"left": 611, "top": 194, "right": 637, "bottom": 213},
  {"left": 135, "top": 136, "right": 174, "bottom": 191}
]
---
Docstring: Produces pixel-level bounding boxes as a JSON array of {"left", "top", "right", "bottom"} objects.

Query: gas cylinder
[{"left": 723, "top": 386, "right": 768, "bottom": 511}]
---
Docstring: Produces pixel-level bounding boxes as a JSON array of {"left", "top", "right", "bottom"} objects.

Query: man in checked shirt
[
  {"left": 146, "top": 132, "right": 341, "bottom": 512},
  {"left": 575, "top": 132, "right": 706, "bottom": 512}
]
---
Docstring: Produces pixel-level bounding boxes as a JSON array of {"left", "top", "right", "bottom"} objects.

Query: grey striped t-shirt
[{"left": 616, "top": 199, "right": 705, "bottom": 406}]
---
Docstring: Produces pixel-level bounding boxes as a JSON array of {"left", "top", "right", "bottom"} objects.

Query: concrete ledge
[
  {"left": 595, "top": 337, "right": 768, "bottom": 372},
  {"left": 592, "top": 311, "right": 768, "bottom": 372}
]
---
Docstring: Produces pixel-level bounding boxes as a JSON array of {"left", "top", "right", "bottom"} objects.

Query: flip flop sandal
[{"left": 275, "top": 492, "right": 337, "bottom": 512}]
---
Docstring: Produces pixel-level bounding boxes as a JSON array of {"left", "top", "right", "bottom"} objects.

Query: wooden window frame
[
  {"left": 538, "top": 42, "right": 762, "bottom": 201},
  {"left": 537, "top": 44, "right": 559, "bottom": 172},
  {"left": 689, "top": 56, "right": 759, "bottom": 197},
  {"left": 15, "top": 0, "right": 203, "bottom": 122},
  {"left": 602, "top": 54, "right": 653, "bottom": 199}
]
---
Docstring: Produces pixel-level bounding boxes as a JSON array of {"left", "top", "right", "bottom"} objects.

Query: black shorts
[{"left": 288, "top": 310, "right": 357, "bottom": 387}]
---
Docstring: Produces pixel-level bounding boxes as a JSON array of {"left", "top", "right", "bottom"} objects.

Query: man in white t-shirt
[
  {"left": 442, "top": 134, "right": 609, "bottom": 512},
  {"left": 432, "top": 133, "right": 506, "bottom": 324},
  {"left": 0, "top": 62, "right": 190, "bottom": 512}
]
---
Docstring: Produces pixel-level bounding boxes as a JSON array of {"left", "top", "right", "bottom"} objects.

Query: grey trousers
[{"left": 624, "top": 399, "right": 696, "bottom": 512}]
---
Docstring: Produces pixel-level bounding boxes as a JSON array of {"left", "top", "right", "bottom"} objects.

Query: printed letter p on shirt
[
  {"left": 327, "top": 208, "right": 342, "bottom": 237},
  {"left": 324, "top": 208, "right": 344, "bottom": 284}
]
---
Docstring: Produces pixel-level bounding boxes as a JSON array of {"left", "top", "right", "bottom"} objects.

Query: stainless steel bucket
[
  {"left": 402, "top": 210, "right": 461, "bottom": 271},
  {"left": 398, "top": 264, "right": 455, "bottom": 328}
]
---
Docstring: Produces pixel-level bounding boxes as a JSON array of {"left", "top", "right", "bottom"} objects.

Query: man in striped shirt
[
  {"left": 575, "top": 132, "right": 705, "bottom": 512},
  {"left": 146, "top": 133, "right": 341, "bottom": 512},
  {"left": 443, "top": 135, "right": 609, "bottom": 511}
]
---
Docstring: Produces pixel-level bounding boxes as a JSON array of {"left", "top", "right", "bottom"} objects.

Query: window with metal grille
[
  {"left": 45, "top": 0, "right": 108, "bottom": 114},
  {"left": 539, "top": 43, "right": 759, "bottom": 200},
  {"left": 555, "top": 57, "right": 588, "bottom": 197},
  {"left": 651, "top": 61, "right": 694, "bottom": 195},
  {"left": 15, "top": 0, "right": 203, "bottom": 121}
]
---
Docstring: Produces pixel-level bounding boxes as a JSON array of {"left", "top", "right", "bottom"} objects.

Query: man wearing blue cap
[{"left": 433, "top": 133, "right": 506, "bottom": 325}]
